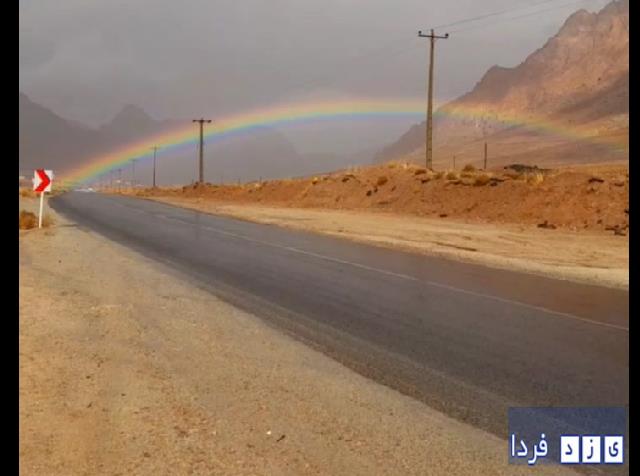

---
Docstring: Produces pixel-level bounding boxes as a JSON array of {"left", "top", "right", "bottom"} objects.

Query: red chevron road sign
[{"left": 33, "top": 169, "right": 52, "bottom": 193}]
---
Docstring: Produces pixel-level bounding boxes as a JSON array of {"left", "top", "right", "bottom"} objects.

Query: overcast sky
[{"left": 19, "top": 0, "right": 610, "bottom": 154}]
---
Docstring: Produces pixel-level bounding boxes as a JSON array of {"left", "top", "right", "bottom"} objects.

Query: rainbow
[{"left": 60, "top": 98, "right": 628, "bottom": 186}]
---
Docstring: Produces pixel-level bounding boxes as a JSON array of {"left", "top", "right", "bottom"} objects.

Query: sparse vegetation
[
  {"left": 19, "top": 210, "right": 53, "bottom": 229},
  {"left": 474, "top": 173, "right": 493, "bottom": 186},
  {"left": 19, "top": 211, "right": 37, "bottom": 229},
  {"left": 526, "top": 172, "right": 545, "bottom": 186},
  {"left": 462, "top": 164, "right": 476, "bottom": 173},
  {"left": 141, "top": 162, "right": 627, "bottom": 236}
]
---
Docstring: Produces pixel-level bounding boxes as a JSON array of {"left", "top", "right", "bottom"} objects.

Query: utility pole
[
  {"left": 151, "top": 146, "right": 160, "bottom": 188},
  {"left": 131, "top": 159, "right": 137, "bottom": 188},
  {"left": 484, "top": 142, "right": 488, "bottom": 170},
  {"left": 192, "top": 118, "right": 212, "bottom": 183},
  {"left": 418, "top": 29, "right": 449, "bottom": 170},
  {"left": 453, "top": 155, "right": 456, "bottom": 170}
]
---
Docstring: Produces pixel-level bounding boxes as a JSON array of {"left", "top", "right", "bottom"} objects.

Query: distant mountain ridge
[
  {"left": 376, "top": 0, "right": 629, "bottom": 166},
  {"left": 19, "top": 94, "right": 376, "bottom": 185},
  {"left": 19, "top": 94, "right": 306, "bottom": 184}
]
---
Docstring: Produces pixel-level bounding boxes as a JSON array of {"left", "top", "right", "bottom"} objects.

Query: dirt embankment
[
  {"left": 135, "top": 162, "right": 629, "bottom": 235},
  {"left": 19, "top": 198, "right": 576, "bottom": 475}
]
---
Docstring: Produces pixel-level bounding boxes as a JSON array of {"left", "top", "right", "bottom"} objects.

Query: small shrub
[
  {"left": 446, "top": 171, "right": 460, "bottom": 180},
  {"left": 462, "top": 164, "right": 476, "bottom": 173},
  {"left": 377, "top": 176, "right": 388, "bottom": 186},
  {"left": 474, "top": 173, "right": 493, "bottom": 186},
  {"left": 19, "top": 210, "right": 37, "bottom": 229},
  {"left": 414, "top": 168, "right": 427, "bottom": 176},
  {"left": 434, "top": 171, "right": 445, "bottom": 179},
  {"left": 527, "top": 172, "right": 544, "bottom": 186}
]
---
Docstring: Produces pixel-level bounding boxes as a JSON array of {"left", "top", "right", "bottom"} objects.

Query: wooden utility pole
[
  {"left": 192, "top": 118, "right": 212, "bottom": 183},
  {"left": 484, "top": 142, "right": 488, "bottom": 170},
  {"left": 151, "top": 146, "right": 160, "bottom": 188},
  {"left": 418, "top": 29, "right": 449, "bottom": 170}
]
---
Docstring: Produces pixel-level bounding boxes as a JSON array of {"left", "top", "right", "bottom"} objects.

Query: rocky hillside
[{"left": 377, "top": 0, "right": 629, "bottom": 166}]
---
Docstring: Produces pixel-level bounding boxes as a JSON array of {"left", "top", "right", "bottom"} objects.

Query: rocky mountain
[
  {"left": 97, "top": 104, "right": 180, "bottom": 145},
  {"left": 19, "top": 93, "right": 99, "bottom": 173},
  {"left": 376, "top": 0, "right": 629, "bottom": 167}
]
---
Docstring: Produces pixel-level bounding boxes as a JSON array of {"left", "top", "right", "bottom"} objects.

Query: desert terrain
[{"left": 127, "top": 162, "right": 629, "bottom": 289}]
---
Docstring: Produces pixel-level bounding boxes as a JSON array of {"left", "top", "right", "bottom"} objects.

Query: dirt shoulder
[{"left": 19, "top": 196, "right": 575, "bottom": 475}]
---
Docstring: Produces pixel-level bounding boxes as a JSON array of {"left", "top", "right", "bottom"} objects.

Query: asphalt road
[{"left": 51, "top": 192, "right": 629, "bottom": 437}]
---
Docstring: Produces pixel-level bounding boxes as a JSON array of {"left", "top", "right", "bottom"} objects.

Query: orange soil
[{"left": 135, "top": 162, "right": 628, "bottom": 235}]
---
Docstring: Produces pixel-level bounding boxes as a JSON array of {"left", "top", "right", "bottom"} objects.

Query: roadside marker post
[{"left": 33, "top": 169, "right": 53, "bottom": 229}]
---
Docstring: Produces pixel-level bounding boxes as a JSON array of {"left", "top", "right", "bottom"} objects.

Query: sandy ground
[
  {"left": 137, "top": 197, "right": 628, "bottom": 290},
  {"left": 19, "top": 196, "right": 578, "bottom": 475}
]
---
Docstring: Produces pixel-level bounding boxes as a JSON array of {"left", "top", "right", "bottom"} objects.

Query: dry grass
[
  {"left": 19, "top": 211, "right": 37, "bottom": 229},
  {"left": 462, "top": 164, "right": 476, "bottom": 173},
  {"left": 19, "top": 210, "right": 54, "bottom": 230},
  {"left": 526, "top": 172, "right": 545, "bottom": 186},
  {"left": 445, "top": 170, "right": 460, "bottom": 181},
  {"left": 474, "top": 173, "right": 493, "bottom": 186},
  {"left": 19, "top": 189, "right": 36, "bottom": 198}
]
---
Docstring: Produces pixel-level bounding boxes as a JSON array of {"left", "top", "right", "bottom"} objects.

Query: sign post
[{"left": 33, "top": 169, "right": 53, "bottom": 229}]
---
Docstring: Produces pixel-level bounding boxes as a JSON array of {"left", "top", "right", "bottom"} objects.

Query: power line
[
  {"left": 433, "top": 0, "right": 560, "bottom": 29},
  {"left": 449, "top": 0, "right": 609, "bottom": 34}
]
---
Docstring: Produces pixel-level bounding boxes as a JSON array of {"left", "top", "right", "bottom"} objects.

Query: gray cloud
[{"left": 19, "top": 0, "right": 610, "bottom": 152}]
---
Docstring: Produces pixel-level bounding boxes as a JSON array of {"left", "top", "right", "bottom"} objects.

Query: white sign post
[{"left": 33, "top": 169, "right": 53, "bottom": 229}]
